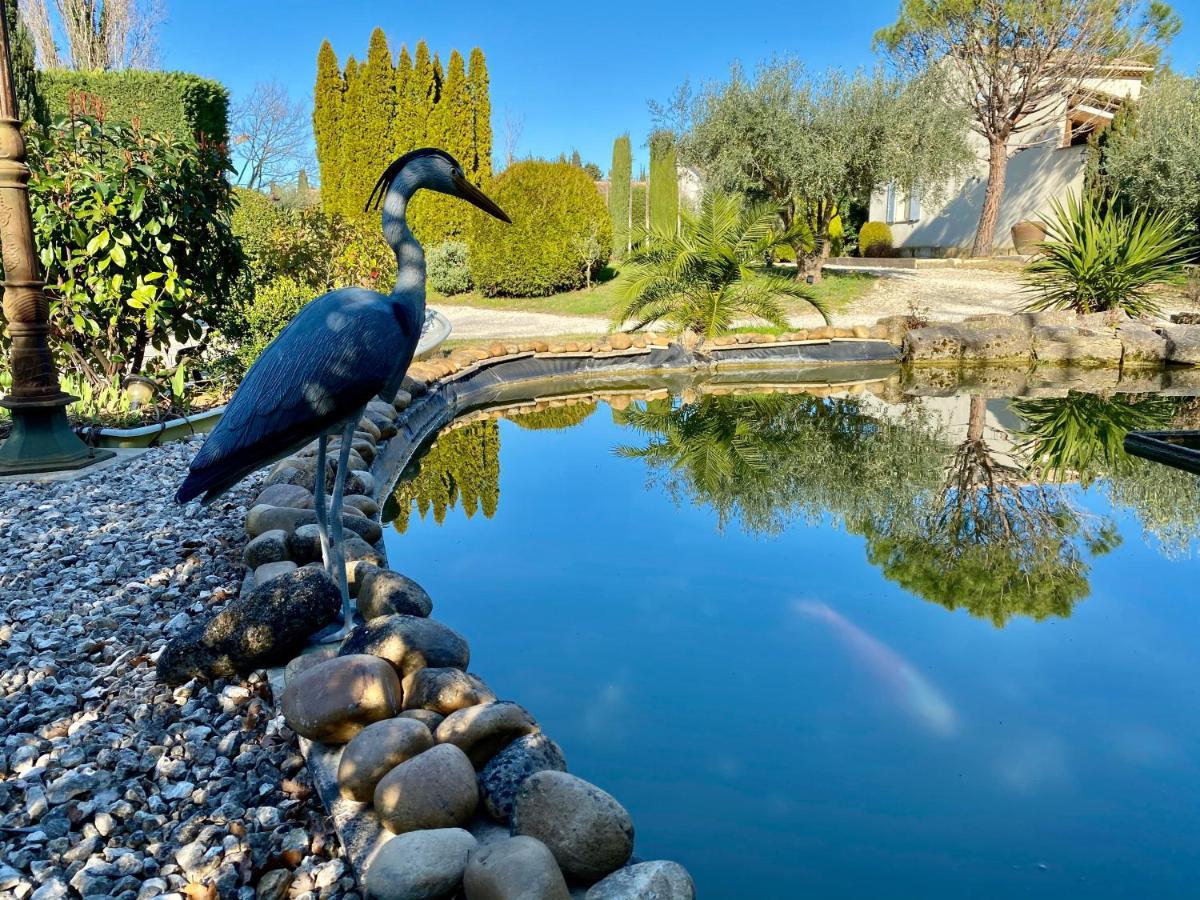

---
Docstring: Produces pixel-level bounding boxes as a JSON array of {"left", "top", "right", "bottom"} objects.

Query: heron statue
[{"left": 176, "top": 148, "right": 511, "bottom": 640}]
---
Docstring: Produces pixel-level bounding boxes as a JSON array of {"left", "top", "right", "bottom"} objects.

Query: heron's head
[{"left": 367, "top": 148, "right": 511, "bottom": 223}]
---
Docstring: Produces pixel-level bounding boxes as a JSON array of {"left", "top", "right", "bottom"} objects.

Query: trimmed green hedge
[
  {"left": 42, "top": 70, "right": 229, "bottom": 146},
  {"left": 469, "top": 160, "right": 612, "bottom": 297}
]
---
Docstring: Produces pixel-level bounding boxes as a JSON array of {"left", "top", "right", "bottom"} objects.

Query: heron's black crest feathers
[{"left": 366, "top": 147, "right": 460, "bottom": 212}]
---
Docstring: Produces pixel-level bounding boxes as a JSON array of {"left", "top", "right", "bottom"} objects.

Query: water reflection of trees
[
  {"left": 616, "top": 391, "right": 1125, "bottom": 626},
  {"left": 385, "top": 421, "right": 501, "bottom": 533}
]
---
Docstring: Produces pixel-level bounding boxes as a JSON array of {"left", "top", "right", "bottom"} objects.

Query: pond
[{"left": 380, "top": 378, "right": 1200, "bottom": 899}]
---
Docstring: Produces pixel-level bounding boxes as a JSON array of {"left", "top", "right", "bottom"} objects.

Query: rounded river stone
[
  {"left": 364, "top": 827, "right": 477, "bottom": 900},
  {"left": 403, "top": 667, "right": 495, "bottom": 715},
  {"left": 399, "top": 709, "right": 445, "bottom": 732},
  {"left": 339, "top": 614, "right": 468, "bottom": 675},
  {"left": 463, "top": 835, "right": 570, "bottom": 900},
  {"left": 584, "top": 861, "right": 696, "bottom": 900},
  {"left": 356, "top": 567, "right": 434, "bottom": 619},
  {"left": 374, "top": 743, "right": 478, "bottom": 834},
  {"left": 243, "top": 529, "right": 290, "bottom": 568},
  {"left": 436, "top": 701, "right": 539, "bottom": 769},
  {"left": 280, "top": 654, "right": 402, "bottom": 744},
  {"left": 512, "top": 771, "right": 634, "bottom": 883},
  {"left": 338, "top": 717, "right": 434, "bottom": 802},
  {"left": 478, "top": 732, "right": 568, "bottom": 822}
]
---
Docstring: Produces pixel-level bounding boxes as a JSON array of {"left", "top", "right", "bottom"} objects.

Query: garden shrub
[
  {"left": 42, "top": 70, "right": 229, "bottom": 146},
  {"left": 237, "top": 276, "right": 313, "bottom": 370},
  {"left": 334, "top": 220, "right": 396, "bottom": 293},
  {"left": 20, "top": 115, "right": 241, "bottom": 389},
  {"left": 427, "top": 242, "right": 473, "bottom": 295},
  {"left": 469, "top": 161, "right": 612, "bottom": 297},
  {"left": 858, "top": 221, "right": 893, "bottom": 257}
]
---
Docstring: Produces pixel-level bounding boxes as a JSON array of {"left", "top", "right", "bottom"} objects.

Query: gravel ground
[
  {"left": 435, "top": 269, "right": 1033, "bottom": 339},
  {"left": 0, "top": 438, "right": 351, "bottom": 900}
]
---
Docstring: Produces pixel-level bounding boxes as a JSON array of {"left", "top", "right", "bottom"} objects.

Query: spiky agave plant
[
  {"left": 1022, "top": 192, "right": 1191, "bottom": 318},
  {"left": 613, "top": 192, "right": 830, "bottom": 338}
]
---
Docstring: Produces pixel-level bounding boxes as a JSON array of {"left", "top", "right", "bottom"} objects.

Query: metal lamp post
[{"left": 0, "top": 10, "right": 111, "bottom": 474}]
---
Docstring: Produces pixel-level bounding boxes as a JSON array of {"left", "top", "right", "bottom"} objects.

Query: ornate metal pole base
[{"left": 0, "top": 392, "right": 114, "bottom": 475}]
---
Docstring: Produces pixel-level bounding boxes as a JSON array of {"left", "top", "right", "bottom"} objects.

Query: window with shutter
[
  {"left": 907, "top": 188, "right": 920, "bottom": 222},
  {"left": 885, "top": 181, "right": 896, "bottom": 224}
]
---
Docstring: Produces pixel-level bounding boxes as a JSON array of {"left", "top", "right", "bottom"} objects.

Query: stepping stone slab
[
  {"left": 357, "top": 567, "right": 434, "bottom": 619},
  {"left": 374, "top": 743, "right": 478, "bottom": 834},
  {"left": 338, "top": 717, "right": 435, "bottom": 802},
  {"left": 463, "top": 835, "right": 570, "bottom": 900},
  {"left": 243, "top": 529, "right": 291, "bottom": 568},
  {"left": 340, "top": 614, "right": 468, "bottom": 675},
  {"left": 157, "top": 568, "right": 339, "bottom": 685},
  {"left": 364, "top": 827, "right": 477, "bottom": 900},
  {"left": 512, "top": 771, "right": 634, "bottom": 883},
  {"left": 585, "top": 861, "right": 696, "bottom": 900},
  {"left": 281, "top": 654, "right": 402, "bottom": 744},
  {"left": 436, "top": 701, "right": 539, "bottom": 769},
  {"left": 403, "top": 668, "right": 496, "bottom": 715},
  {"left": 478, "top": 733, "right": 568, "bottom": 823}
]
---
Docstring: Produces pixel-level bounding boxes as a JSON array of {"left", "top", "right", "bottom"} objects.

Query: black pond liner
[
  {"left": 374, "top": 340, "right": 901, "bottom": 501},
  {"left": 1124, "top": 431, "right": 1200, "bottom": 475}
]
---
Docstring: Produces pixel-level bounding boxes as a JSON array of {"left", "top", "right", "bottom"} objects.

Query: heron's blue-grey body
[{"left": 176, "top": 147, "right": 510, "bottom": 639}]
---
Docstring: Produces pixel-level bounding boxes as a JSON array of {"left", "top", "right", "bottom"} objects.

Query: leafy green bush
[
  {"left": 1022, "top": 193, "right": 1191, "bottom": 317},
  {"left": 237, "top": 276, "right": 313, "bottom": 370},
  {"left": 42, "top": 70, "right": 229, "bottom": 146},
  {"left": 858, "top": 221, "right": 893, "bottom": 257},
  {"left": 469, "top": 161, "right": 612, "bottom": 297},
  {"left": 616, "top": 192, "right": 828, "bottom": 337},
  {"left": 19, "top": 115, "right": 241, "bottom": 389},
  {"left": 427, "top": 242, "right": 473, "bottom": 295}
]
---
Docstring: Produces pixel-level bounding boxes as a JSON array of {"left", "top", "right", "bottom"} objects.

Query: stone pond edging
[{"left": 155, "top": 332, "right": 910, "bottom": 898}]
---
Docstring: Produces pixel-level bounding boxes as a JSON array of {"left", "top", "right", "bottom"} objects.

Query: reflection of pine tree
[
  {"left": 387, "top": 421, "right": 500, "bottom": 533},
  {"left": 861, "top": 396, "right": 1119, "bottom": 627}
]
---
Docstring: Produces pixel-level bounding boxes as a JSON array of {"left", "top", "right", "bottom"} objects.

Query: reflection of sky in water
[{"left": 384, "top": 400, "right": 1200, "bottom": 899}]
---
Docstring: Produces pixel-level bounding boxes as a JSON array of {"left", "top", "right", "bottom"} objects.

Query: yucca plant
[
  {"left": 1022, "top": 193, "right": 1191, "bottom": 318},
  {"left": 613, "top": 192, "right": 830, "bottom": 338}
]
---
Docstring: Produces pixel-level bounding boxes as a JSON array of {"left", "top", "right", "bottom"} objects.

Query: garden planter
[{"left": 1011, "top": 221, "right": 1046, "bottom": 255}]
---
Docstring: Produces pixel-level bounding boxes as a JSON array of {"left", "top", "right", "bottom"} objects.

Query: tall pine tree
[
  {"left": 609, "top": 134, "right": 632, "bottom": 256},
  {"left": 649, "top": 130, "right": 678, "bottom": 236},
  {"left": 313, "top": 40, "right": 345, "bottom": 214},
  {"left": 467, "top": 48, "right": 492, "bottom": 185}
]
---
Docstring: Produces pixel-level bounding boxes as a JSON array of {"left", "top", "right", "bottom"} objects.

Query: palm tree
[{"left": 613, "top": 192, "right": 830, "bottom": 339}]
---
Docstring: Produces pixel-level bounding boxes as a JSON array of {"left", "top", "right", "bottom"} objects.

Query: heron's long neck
[{"left": 381, "top": 185, "right": 426, "bottom": 313}]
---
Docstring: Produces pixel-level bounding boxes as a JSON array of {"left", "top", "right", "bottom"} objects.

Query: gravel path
[
  {"left": 435, "top": 269, "right": 1032, "bottom": 340},
  {"left": 0, "top": 439, "right": 351, "bottom": 900}
]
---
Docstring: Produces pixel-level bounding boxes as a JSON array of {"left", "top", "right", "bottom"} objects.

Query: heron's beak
[{"left": 452, "top": 172, "right": 511, "bottom": 223}]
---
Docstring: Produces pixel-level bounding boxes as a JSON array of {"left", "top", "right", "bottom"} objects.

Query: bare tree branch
[
  {"left": 231, "top": 79, "right": 312, "bottom": 191},
  {"left": 502, "top": 110, "right": 523, "bottom": 170},
  {"left": 19, "top": 0, "right": 162, "bottom": 70},
  {"left": 19, "top": 0, "right": 60, "bottom": 68}
]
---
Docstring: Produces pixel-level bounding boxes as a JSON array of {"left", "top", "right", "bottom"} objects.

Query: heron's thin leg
[
  {"left": 316, "top": 416, "right": 359, "bottom": 642},
  {"left": 313, "top": 433, "right": 333, "bottom": 578}
]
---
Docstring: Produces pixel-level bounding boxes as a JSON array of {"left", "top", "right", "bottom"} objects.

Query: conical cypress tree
[
  {"left": 313, "top": 39, "right": 344, "bottom": 214},
  {"left": 609, "top": 134, "right": 632, "bottom": 255},
  {"left": 649, "top": 130, "right": 678, "bottom": 235},
  {"left": 352, "top": 28, "right": 396, "bottom": 216},
  {"left": 410, "top": 41, "right": 433, "bottom": 145},
  {"left": 466, "top": 48, "right": 492, "bottom": 185},
  {"left": 394, "top": 44, "right": 413, "bottom": 156},
  {"left": 337, "top": 56, "right": 362, "bottom": 218}
]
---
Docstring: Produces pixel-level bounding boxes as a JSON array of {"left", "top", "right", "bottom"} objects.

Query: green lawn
[{"left": 433, "top": 268, "right": 878, "bottom": 322}]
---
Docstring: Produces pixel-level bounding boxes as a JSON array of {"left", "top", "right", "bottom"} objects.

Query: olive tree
[
  {"left": 875, "top": 0, "right": 1180, "bottom": 257},
  {"left": 666, "top": 61, "right": 971, "bottom": 281}
]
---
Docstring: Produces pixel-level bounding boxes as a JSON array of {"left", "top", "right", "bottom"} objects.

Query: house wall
[{"left": 869, "top": 70, "right": 1146, "bottom": 256}]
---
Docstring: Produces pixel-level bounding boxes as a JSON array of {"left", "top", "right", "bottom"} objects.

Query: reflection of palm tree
[
  {"left": 1014, "top": 392, "right": 1175, "bottom": 486},
  {"left": 861, "top": 395, "right": 1118, "bottom": 626}
]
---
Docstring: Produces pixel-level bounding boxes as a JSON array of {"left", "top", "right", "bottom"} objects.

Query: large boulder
[
  {"left": 511, "top": 771, "right": 634, "bottom": 883},
  {"left": 281, "top": 654, "right": 402, "bottom": 744},
  {"left": 1118, "top": 322, "right": 1170, "bottom": 366},
  {"left": 585, "top": 862, "right": 696, "bottom": 900},
  {"left": 156, "top": 568, "right": 339, "bottom": 685},
  {"left": 338, "top": 717, "right": 435, "bottom": 802},
  {"left": 436, "top": 701, "right": 539, "bottom": 768},
  {"left": 463, "top": 835, "right": 570, "bottom": 900},
  {"left": 1032, "top": 325, "right": 1122, "bottom": 364},
  {"left": 339, "top": 614, "right": 469, "bottom": 675},
  {"left": 478, "top": 733, "right": 568, "bottom": 822},
  {"left": 403, "top": 668, "right": 495, "bottom": 715},
  {"left": 364, "top": 828, "right": 477, "bottom": 900},
  {"left": 374, "top": 743, "right": 478, "bottom": 834},
  {"left": 1161, "top": 325, "right": 1200, "bottom": 365},
  {"left": 904, "top": 324, "right": 1030, "bottom": 362}
]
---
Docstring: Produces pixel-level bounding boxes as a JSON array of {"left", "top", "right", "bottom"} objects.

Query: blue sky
[{"left": 160, "top": 0, "right": 1200, "bottom": 179}]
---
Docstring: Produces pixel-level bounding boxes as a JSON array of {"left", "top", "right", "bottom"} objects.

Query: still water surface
[{"left": 381, "top": 387, "right": 1200, "bottom": 898}]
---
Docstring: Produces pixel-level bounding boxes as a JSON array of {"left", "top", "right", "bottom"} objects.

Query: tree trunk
[
  {"left": 967, "top": 394, "right": 986, "bottom": 443},
  {"left": 799, "top": 236, "right": 831, "bottom": 284},
  {"left": 972, "top": 137, "right": 1009, "bottom": 258}
]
